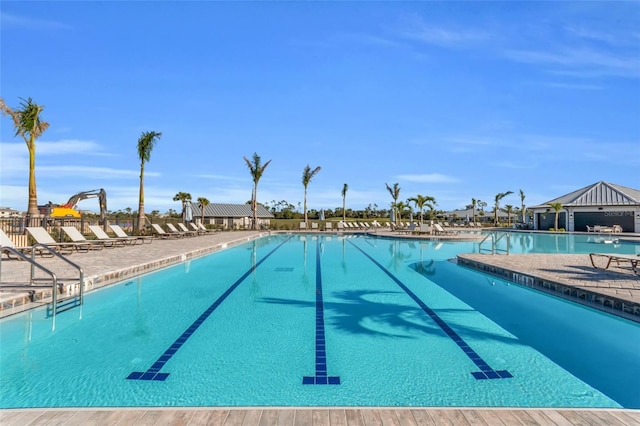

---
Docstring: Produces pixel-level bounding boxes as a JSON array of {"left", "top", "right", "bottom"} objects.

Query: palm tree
[
  {"left": 407, "top": 194, "right": 436, "bottom": 225},
  {"left": 519, "top": 189, "right": 526, "bottom": 224},
  {"left": 385, "top": 183, "right": 401, "bottom": 225},
  {"left": 548, "top": 202, "right": 563, "bottom": 231},
  {"left": 341, "top": 183, "right": 348, "bottom": 222},
  {"left": 197, "top": 197, "right": 210, "bottom": 224},
  {"left": 471, "top": 198, "right": 477, "bottom": 224},
  {"left": 0, "top": 97, "right": 49, "bottom": 216},
  {"left": 504, "top": 204, "right": 514, "bottom": 226},
  {"left": 136, "top": 130, "right": 162, "bottom": 233},
  {"left": 173, "top": 192, "right": 192, "bottom": 223},
  {"left": 243, "top": 153, "right": 272, "bottom": 230},
  {"left": 395, "top": 201, "right": 408, "bottom": 221},
  {"left": 493, "top": 191, "right": 513, "bottom": 226},
  {"left": 302, "top": 165, "right": 321, "bottom": 226}
]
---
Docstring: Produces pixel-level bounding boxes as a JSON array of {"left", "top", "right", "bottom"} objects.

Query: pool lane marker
[
  {"left": 303, "top": 240, "right": 340, "bottom": 385},
  {"left": 127, "top": 236, "right": 293, "bottom": 382},
  {"left": 348, "top": 241, "right": 512, "bottom": 381}
]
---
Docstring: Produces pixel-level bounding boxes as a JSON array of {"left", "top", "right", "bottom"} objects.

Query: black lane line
[
  {"left": 127, "top": 236, "right": 293, "bottom": 381},
  {"left": 302, "top": 239, "right": 340, "bottom": 385},
  {"left": 348, "top": 240, "right": 512, "bottom": 380}
]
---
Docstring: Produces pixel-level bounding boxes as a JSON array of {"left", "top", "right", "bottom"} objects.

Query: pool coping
[{"left": 456, "top": 255, "right": 640, "bottom": 323}]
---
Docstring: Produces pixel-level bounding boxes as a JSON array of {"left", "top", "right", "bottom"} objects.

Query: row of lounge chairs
[{"left": 1, "top": 222, "right": 217, "bottom": 257}]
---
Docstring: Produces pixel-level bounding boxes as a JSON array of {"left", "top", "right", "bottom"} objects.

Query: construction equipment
[{"left": 39, "top": 189, "right": 107, "bottom": 222}]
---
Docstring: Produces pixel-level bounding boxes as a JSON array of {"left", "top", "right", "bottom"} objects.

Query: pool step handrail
[
  {"left": 1, "top": 244, "right": 85, "bottom": 324},
  {"left": 478, "top": 232, "right": 510, "bottom": 255}
]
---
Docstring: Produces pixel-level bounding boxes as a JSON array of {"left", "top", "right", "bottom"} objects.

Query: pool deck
[
  {"left": 2, "top": 406, "right": 639, "bottom": 425},
  {"left": 1, "top": 229, "right": 640, "bottom": 424}
]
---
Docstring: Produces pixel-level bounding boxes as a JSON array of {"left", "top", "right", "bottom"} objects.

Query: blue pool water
[{"left": 1, "top": 233, "right": 639, "bottom": 408}]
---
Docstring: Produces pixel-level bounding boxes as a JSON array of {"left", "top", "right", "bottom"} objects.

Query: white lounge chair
[
  {"left": 88, "top": 225, "right": 129, "bottom": 246},
  {"left": 196, "top": 222, "right": 217, "bottom": 234},
  {"left": 26, "top": 227, "right": 86, "bottom": 253},
  {"left": 299, "top": 222, "right": 307, "bottom": 230},
  {"left": 151, "top": 223, "right": 180, "bottom": 239},
  {"left": 110, "top": 224, "right": 153, "bottom": 244},
  {"left": 311, "top": 222, "right": 319, "bottom": 231},
  {"left": 61, "top": 226, "right": 111, "bottom": 249},
  {"left": 165, "top": 223, "right": 192, "bottom": 237},
  {"left": 325, "top": 222, "right": 332, "bottom": 231},
  {"left": 176, "top": 223, "right": 198, "bottom": 237}
]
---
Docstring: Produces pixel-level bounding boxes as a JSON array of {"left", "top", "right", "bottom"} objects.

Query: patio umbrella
[
  {"left": 185, "top": 202, "right": 193, "bottom": 223},
  {"left": 319, "top": 209, "right": 325, "bottom": 221},
  {"left": 390, "top": 209, "right": 395, "bottom": 223}
]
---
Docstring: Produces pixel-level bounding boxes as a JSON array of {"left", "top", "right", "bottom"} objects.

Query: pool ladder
[
  {"left": 478, "top": 232, "right": 510, "bottom": 255},
  {"left": 0, "top": 244, "right": 84, "bottom": 325}
]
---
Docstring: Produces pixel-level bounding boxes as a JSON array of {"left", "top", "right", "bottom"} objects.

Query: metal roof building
[
  {"left": 189, "top": 202, "right": 273, "bottom": 230},
  {"left": 530, "top": 181, "right": 640, "bottom": 232}
]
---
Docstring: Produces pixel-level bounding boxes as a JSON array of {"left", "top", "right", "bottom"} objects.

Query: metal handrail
[
  {"left": 478, "top": 233, "right": 495, "bottom": 254},
  {"left": 1, "top": 244, "right": 84, "bottom": 327},
  {"left": 478, "top": 231, "right": 510, "bottom": 255}
]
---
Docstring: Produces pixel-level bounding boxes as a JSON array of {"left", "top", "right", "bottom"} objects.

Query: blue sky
[{"left": 1, "top": 1, "right": 639, "bottom": 214}]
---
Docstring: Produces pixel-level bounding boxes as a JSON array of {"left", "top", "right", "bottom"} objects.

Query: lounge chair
[
  {"left": 434, "top": 223, "right": 458, "bottom": 235},
  {"left": 1, "top": 228, "right": 49, "bottom": 258},
  {"left": 299, "top": 222, "right": 307, "bottom": 230},
  {"left": 61, "top": 226, "right": 111, "bottom": 249},
  {"left": 176, "top": 223, "right": 199, "bottom": 237},
  {"left": 110, "top": 224, "right": 153, "bottom": 244},
  {"left": 165, "top": 223, "right": 191, "bottom": 237},
  {"left": 196, "top": 222, "right": 217, "bottom": 234},
  {"left": 88, "top": 225, "right": 130, "bottom": 246},
  {"left": 189, "top": 223, "right": 206, "bottom": 235},
  {"left": 151, "top": 223, "right": 180, "bottom": 239},
  {"left": 397, "top": 223, "right": 418, "bottom": 234},
  {"left": 311, "top": 222, "right": 319, "bottom": 231},
  {"left": 589, "top": 253, "right": 639, "bottom": 275},
  {"left": 26, "top": 227, "right": 85, "bottom": 254},
  {"left": 418, "top": 224, "right": 432, "bottom": 234},
  {"left": 325, "top": 222, "right": 332, "bottom": 231}
]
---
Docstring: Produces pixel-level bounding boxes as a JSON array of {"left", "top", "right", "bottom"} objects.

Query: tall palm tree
[
  {"left": 504, "top": 204, "right": 514, "bottom": 226},
  {"left": 173, "top": 192, "right": 192, "bottom": 223},
  {"left": 395, "top": 201, "right": 408, "bottom": 221},
  {"left": 471, "top": 198, "right": 477, "bottom": 224},
  {"left": 493, "top": 191, "right": 513, "bottom": 226},
  {"left": 548, "top": 202, "right": 563, "bottom": 231},
  {"left": 385, "top": 183, "right": 401, "bottom": 225},
  {"left": 197, "top": 197, "right": 210, "bottom": 224},
  {"left": 341, "top": 183, "right": 348, "bottom": 222},
  {"left": 243, "top": 153, "right": 272, "bottom": 230},
  {"left": 136, "top": 130, "right": 162, "bottom": 233},
  {"left": 519, "top": 189, "right": 526, "bottom": 224},
  {"left": 0, "top": 97, "right": 49, "bottom": 215},
  {"left": 302, "top": 165, "right": 321, "bottom": 225},
  {"left": 407, "top": 194, "right": 436, "bottom": 225}
]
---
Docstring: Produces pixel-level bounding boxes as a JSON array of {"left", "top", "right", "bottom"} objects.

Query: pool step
[{"left": 46, "top": 295, "right": 81, "bottom": 318}]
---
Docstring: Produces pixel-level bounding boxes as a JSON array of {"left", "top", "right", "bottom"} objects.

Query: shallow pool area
[{"left": 1, "top": 234, "right": 639, "bottom": 408}]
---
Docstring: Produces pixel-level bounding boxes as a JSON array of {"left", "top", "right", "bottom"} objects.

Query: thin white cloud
[
  {"left": 396, "top": 173, "right": 458, "bottom": 183},
  {"left": 37, "top": 140, "right": 112, "bottom": 156},
  {"left": 0, "top": 12, "right": 71, "bottom": 30},
  {"left": 397, "top": 14, "right": 489, "bottom": 49},
  {"left": 505, "top": 47, "right": 640, "bottom": 79},
  {"left": 37, "top": 165, "right": 159, "bottom": 178},
  {"left": 491, "top": 161, "right": 537, "bottom": 170}
]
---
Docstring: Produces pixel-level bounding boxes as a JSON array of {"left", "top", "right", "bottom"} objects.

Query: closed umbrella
[
  {"left": 185, "top": 202, "right": 193, "bottom": 223},
  {"left": 319, "top": 209, "right": 325, "bottom": 221}
]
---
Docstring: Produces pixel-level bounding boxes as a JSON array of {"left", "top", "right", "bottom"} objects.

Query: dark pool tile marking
[
  {"left": 303, "top": 240, "right": 340, "bottom": 385},
  {"left": 127, "top": 236, "right": 293, "bottom": 381},
  {"left": 348, "top": 241, "right": 512, "bottom": 381}
]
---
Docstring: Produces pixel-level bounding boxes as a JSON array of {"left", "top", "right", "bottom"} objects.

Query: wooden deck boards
[{"left": 2, "top": 408, "right": 638, "bottom": 426}]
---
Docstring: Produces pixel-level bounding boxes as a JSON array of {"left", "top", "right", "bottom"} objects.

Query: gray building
[
  {"left": 189, "top": 202, "right": 273, "bottom": 230},
  {"left": 530, "top": 181, "right": 640, "bottom": 233}
]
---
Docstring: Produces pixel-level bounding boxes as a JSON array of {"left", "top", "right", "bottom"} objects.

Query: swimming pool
[{"left": 1, "top": 234, "right": 638, "bottom": 408}]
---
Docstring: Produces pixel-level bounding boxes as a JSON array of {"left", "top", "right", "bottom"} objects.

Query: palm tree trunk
[
  {"left": 252, "top": 185, "right": 257, "bottom": 230},
  {"left": 27, "top": 143, "right": 38, "bottom": 215},
  {"left": 137, "top": 162, "right": 145, "bottom": 234}
]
